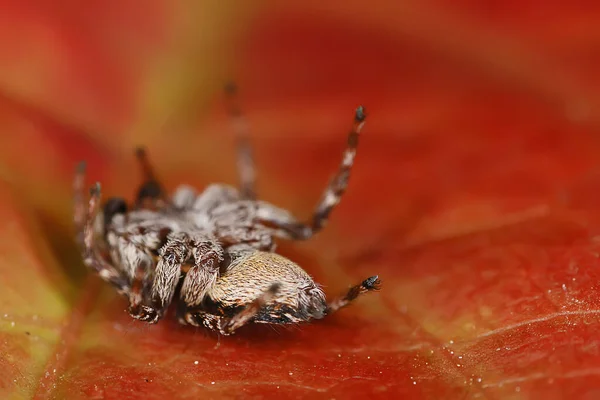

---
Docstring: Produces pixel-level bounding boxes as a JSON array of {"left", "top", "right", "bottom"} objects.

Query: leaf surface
[{"left": 2, "top": 1, "right": 600, "bottom": 399}]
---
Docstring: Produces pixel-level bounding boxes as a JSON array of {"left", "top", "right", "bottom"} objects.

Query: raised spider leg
[
  {"left": 73, "top": 166, "right": 129, "bottom": 294},
  {"left": 325, "top": 275, "right": 381, "bottom": 315},
  {"left": 253, "top": 106, "right": 367, "bottom": 240},
  {"left": 225, "top": 82, "right": 256, "bottom": 200},
  {"left": 312, "top": 106, "right": 366, "bottom": 232},
  {"left": 184, "top": 283, "right": 280, "bottom": 335},
  {"left": 134, "top": 147, "right": 168, "bottom": 210}
]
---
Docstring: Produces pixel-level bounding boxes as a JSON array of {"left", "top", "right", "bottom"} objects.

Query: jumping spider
[{"left": 73, "top": 86, "right": 380, "bottom": 335}]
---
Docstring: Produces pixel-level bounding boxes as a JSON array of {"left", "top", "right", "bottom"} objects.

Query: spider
[{"left": 73, "top": 85, "right": 380, "bottom": 335}]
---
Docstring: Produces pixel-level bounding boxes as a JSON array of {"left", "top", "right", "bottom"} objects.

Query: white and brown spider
[{"left": 73, "top": 85, "right": 380, "bottom": 335}]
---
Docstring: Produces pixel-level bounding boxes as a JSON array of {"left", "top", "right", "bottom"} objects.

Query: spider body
[{"left": 73, "top": 87, "right": 380, "bottom": 335}]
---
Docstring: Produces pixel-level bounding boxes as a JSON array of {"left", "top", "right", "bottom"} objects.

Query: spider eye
[{"left": 103, "top": 197, "right": 128, "bottom": 227}]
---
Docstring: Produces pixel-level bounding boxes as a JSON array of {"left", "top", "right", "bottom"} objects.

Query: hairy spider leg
[
  {"left": 252, "top": 106, "right": 367, "bottom": 240},
  {"left": 134, "top": 147, "right": 169, "bottom": 210},
  {"left": 74, "top": 174, "right": 129, "bottom": 294},
  {"left": 311, "top": 106, "right": 366, "bottom": 232},
  {"left": 107, "top": 227, "right": 159, "bottom": 323},
  {"left": 149, "top": 232, "right": 190, "bottom": 321},
  {"left": 225, "top": 82, "right": 256, "bottom": 200},
  {"left": 191, "top": 184, "right": 240, "bottom": 212},
  {"left": 221, "top": 283, "right": 280, "bottom": 334},
  {"left": 216, "top": 224, "right": 275, "bottom": 252},
  {"left": 179, "top": 238, "right": 224, "bottom": 307},
  {"left": 325, "top": 275, "right": 381, "bottom": 314},
  {"left": 184, "top": 283, "right": 281, "bottom": 335}
]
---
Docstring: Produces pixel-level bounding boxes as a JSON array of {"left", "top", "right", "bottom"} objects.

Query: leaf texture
[{"left": 2, "top": 1, "right": 600, "bottom": 399}]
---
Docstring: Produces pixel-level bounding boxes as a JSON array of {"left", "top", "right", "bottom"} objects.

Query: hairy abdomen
[{"left": 209, "top": 252, "right": 327, "bottom": 323}]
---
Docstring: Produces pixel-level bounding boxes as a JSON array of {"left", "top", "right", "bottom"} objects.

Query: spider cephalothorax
[{"left": 73, "top": 86, "right": 380, "bottom": 335}]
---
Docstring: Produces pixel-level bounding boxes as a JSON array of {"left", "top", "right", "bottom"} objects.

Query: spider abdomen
[{"left": 208, "top": 251, "right": 327, "bottom": 323}]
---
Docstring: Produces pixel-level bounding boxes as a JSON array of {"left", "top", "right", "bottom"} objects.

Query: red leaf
[{"left": 2, "top": 1, "right": 600, "bottom": 398}]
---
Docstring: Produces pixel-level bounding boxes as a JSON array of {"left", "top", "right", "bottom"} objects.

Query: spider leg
[
  {"left": 252, "top": 106, "right": 367, "bottom": 240},
  {"left": 220, "top": 283, "right": 280, "bottom": 334},
  {"left": 134, "top": 147, "right": 169, "bottom": 210},
  {"left": 192, "top": 184, "right": 240, "bottom": 212},
  {"left": 180, "top": 310, "right": 222, "bottom": 332},
  {"left": 217, "top": 225, "right": 275, "bottom": 252},
  {"left": 225, "top": 82, "right": 256, "bottom": 200},
  {"left": 171, "top": 185, "right": 197, "bottom": 209},
  {"left": 325, "top": 275, "right": 381, "bottom": 315},
  {"left": 184, "top": 283, "right": 280, "bottom": 335},
  {"left": 179, "top": 238, "right": 224, "bottom": 307},
  {"left": 107, "top": 228, "right": 158, "bottom": 322},
  {"left": 73, "top": 171, "right": 129, "bottom": 294},
  {"left": 150, "top": 232, "right": 190, "bottom": 319},
  {"left": 311, "top": 106, "right": 366, "bottom": 232}
]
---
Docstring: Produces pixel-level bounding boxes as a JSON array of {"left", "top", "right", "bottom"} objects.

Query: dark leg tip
[
  {"left": 224, "top": 81, "right": 238, "bottom": 95},
  {"left": 362, "top": 275, "right": 381, "bottom": 290},
  {"left": 355, "top": 105, "right": 366, "bottom": 123},
  {"left": 129, "top": 304, "right": 160, "bottom": 324},
  {"left": 89, "top": 182, "right": 101, "bottom": 196},
  {"left": 135, "top": 146, "right": 146, "bottom": 158},
  {"left": 76, "top": 161, "right": 87, "bottom": 173}
]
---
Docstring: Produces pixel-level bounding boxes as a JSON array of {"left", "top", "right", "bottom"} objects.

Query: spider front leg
[
  {"left": 220, "top": 283, "right": 280, "bottom": 334},
  {"left": 179, "top": 238, "right": 224, "bottom": 308},
  {"left": 146, "top": 232, "right": 190, "bottom": 322},
  {"left": 107, "top": 229, "right": 157, "bottom": 322},
  {"left": 254, "top": 106, "right": 367, "bottom": 240},
  {"left": 73, "top": 164, "right": 129, "bottom": 293},
  {"left": 225, "top": 82, "right": 256, "bottom": 200}
]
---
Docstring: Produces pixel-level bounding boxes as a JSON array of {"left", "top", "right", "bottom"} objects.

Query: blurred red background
[{"left": 3, "top": 1, "right": 600, "bottom": 399}]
